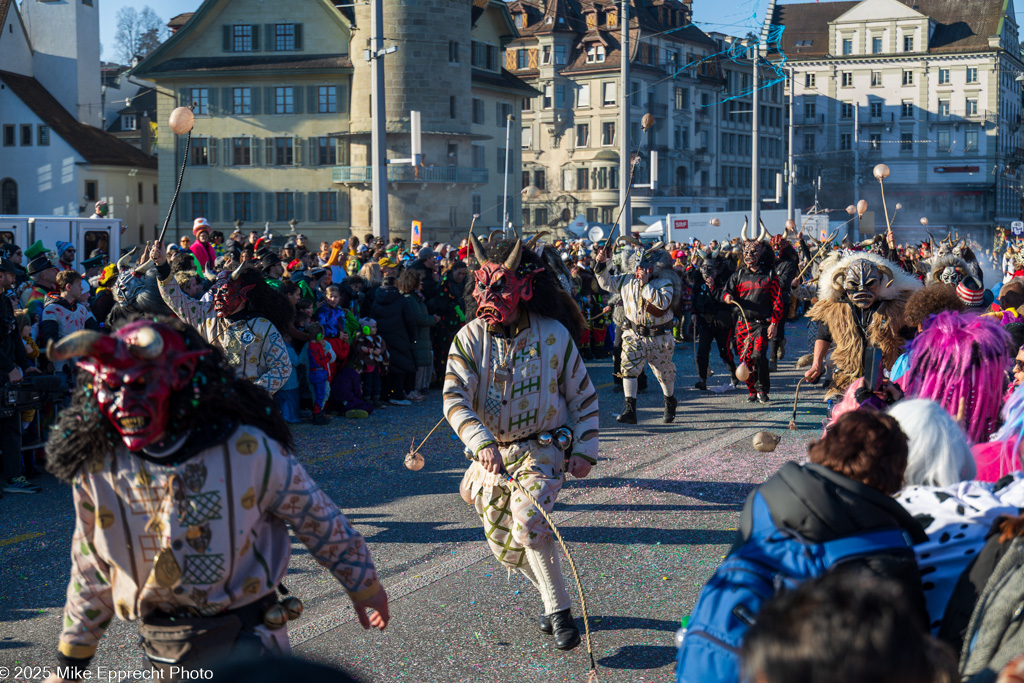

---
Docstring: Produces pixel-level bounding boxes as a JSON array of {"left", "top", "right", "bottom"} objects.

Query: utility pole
[
  {"left": 369, "top": 0, "right": 390, "bottom": 241},
  {"left": 502, "top": 114, "right": 514, "bottom": 234},
  {"left": 750, "top": 43, "right": 760, "bottom": 226},
  {"left": 619, "top": 0, "right": 630, "bottom": 237},
  {"left": 787, "top": 65, "right": 795, "bottom": 223},
  {"left": 853, "top": 103, "right": 861, "bottom": 242}
]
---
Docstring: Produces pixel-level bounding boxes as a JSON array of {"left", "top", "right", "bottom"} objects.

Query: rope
[
  {"left": 157, "top": 123, "right": 194, "bottom": 244},
  {"left": 408, "top": 416, "right": 448, "bottom": 457},
  {"left": 504, "top": 470, "right": 599, "bottom": 681}
]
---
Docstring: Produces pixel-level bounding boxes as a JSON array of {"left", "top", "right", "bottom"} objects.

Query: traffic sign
[{"left": 1012, "top": 221, "right": 1024, "bottom": 237}]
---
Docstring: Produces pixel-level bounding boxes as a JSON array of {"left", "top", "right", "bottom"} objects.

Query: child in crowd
[
  {"left": 274, "top": 333, "right": 302, "bottom": 424},
  {"left": 304, "top": 322, "right": 333, "bottom": 425},
  {"left": 316, "top": 284, "right": 348, "bottom": 339},
  {"left": 360, "top": 318, "right": 388, "bottom": 409}
]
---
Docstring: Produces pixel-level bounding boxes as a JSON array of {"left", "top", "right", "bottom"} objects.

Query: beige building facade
[{"left": 134, "top": 0, "right": 535, "bottom": 244}]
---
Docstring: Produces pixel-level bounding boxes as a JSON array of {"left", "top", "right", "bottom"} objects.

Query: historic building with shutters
[
  {"left": 505, "top": 0, "right": 786, "bottom": 233},
  {"left": 132, "top": 0, "right": 536, "bottom": 243}
]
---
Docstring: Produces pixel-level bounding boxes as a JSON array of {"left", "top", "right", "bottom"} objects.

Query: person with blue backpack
[{"left": 676, "top": 410, "right": 930, "bottom": 683}]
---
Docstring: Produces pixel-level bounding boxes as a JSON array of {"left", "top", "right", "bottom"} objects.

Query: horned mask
[
  {"left": 468, "top": 233, "right": 544, "bottom": 326},
  {"left": 212, "top": 264, "right": 254, "bottom": 317},
  {"left": 112, "top": 247, "right": 155, "bottom": 305},
  {"left": 47, "top": 322, "right": 209, "bottom": 450},
  {"left": 831, "top": 258, "right": 894, "bottom": 309},
  {"left": 740, "top": 216, "right": 771, "bottom": 271}
]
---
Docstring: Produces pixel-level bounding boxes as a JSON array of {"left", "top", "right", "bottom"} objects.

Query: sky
[{"left": 95, "top": 0, "right": 1024, "bottom": 62}]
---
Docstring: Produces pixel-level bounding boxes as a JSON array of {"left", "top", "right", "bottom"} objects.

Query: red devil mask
[
  {"left": 468, "top": 236, "right": 542, "bottom": 326},
  {"left": 48, "top": 322, "right": 209, "bottom": 450},
  {"left": 213, "top": 267, "right": 255, "bottom": 317}
]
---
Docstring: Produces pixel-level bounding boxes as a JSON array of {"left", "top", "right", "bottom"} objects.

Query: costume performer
[
  {"left": 595, "top": 240, "right": 680, "bottom": 424},
  {"left": 445, "top": 235, "right": 597, "bottom": 652},
  {"left": 723, "top": 220, "right": 783, "bottom": 404},
  {"left": 767, "top": 231, "right": 799, "bottom": 371},
  {"left": 803, "top": 251, "right": 921, "bottom": 396},
  {"left": 687, "top": 249, "right": 737, "bottom": 390},
  {"left": 151, "top": 241, "right": 292, "bottom": 396},
  {"left": 43, "top": 320, "right": 388, "bottom": 682}
]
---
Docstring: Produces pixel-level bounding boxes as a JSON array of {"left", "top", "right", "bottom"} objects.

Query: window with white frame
[
  {"left": 872, "top": 36, "right": 882, "bottom": 53},
  {"left": 903, "top": 35, "right": 914, "bottom": 52},
  {"left": 121, "top": 114, "right": 137, "bottom": 130},
  {"left": 275, "top": 24, "right": 297, "bottom": 51},
  {"left": 937, "top": 128, "right": 950, "bottom": 151},
  {"left": 602, "top": 82, "right": 616, "bottom": 106},
  {"left": 965, "top": 128, "right": 978, "bottom": 150},
  {"left": 966, "top": 97, "right": 978, "bottom": 116},
  {"left": 841, "top": 72, "right": 852, "bottom": 87},
  {"left": 555, "top": 45, "right": 566, "bottom": 65},
  {"left": 317, "top": 137, "right": 337, "bottom": 165},
  {"left": 601, "top": 121, "right": 615, "bottom": 145},
  {"left": 871, "top": 70, "right": 881, "bottom": 87},
  {"left": 586, "top": 45, "right": 605, "bottom": 63},
  {"left": 576, "top": 123, "right": 589, "bottom": 147},
  {"left": 805, "top": 73, "right": 815, "bottom": 88},
  {"left": 938, "top": 99, "right": 950, "bottom": 116},
  {"left": 967, "top": 66, "right": 978, "bottom": 83},
  {"left": 842, "top": 38, "right": 852, "bottom": 55},
  {"left": 900, "top": 133, "right": 913, "bottom": 151},
  {"left": 232, "top": 137, "right": 251, "bottom": 165},
  {"left": 939, "top": 68, "right": 950, "bottom": 84},
  {"left": 902, "top": 70, "right": 914, "bottom": 86},
  {"left": 522, "top": 126, "right": 533, "bottom": 149},
  {"left": 901, "top": 101, "right": 913, "bottom": 117},
  {"left": 542, "top": 45, "right": 551, "bottom": 65},
  {"left": 841, "top": 102, "right": 853, "bottom": 119},
  {"left": 543, "top": 85, "right": 552, "bottom": 109},
  {"left": 578, "top": 83, "right": 590, "bottom": 108}
]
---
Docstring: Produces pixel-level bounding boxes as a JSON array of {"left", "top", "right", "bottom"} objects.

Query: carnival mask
[
  {"left": 742, "top": 240, "right": 770, "bottom": 271},
  {"left": 939, "top": 266, "right": 964, "bottom": 286},
  {"left": 47, "top": 322, "right": 208, "bottom": 450},
  {"left": 834, "top": 258, "right": 894, "bottom": 309},
  {"left": 468, "top": 236, "right": 542, "bottom": 326},
  {"left": 768, "top": 234, "right": 788, "bottom": 258},
  {"left": 698, "top": 253, "right": 723, "bottom": 282},
  {"left": 112, "top": 248, "right": 155, "bottom": 305},
  {"left": 213, "top": 268, "right": 255, "bottom": 318}
]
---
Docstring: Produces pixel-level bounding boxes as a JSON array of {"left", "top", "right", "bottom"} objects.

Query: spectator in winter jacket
[
  {"left": 370, "top": 275, "right": 415, "bottom": 405},
  {"left": 189, "top": 217, "right": 217, "bottom": 269},
  {"left": 316, "top": 285, "right": 349, "bottom": 339},
  {"left": 734, "top": 410, "right": 930, "bottom": 626},
  {"left": 398, "top": 270, "right": 438, "bottom": 400}
]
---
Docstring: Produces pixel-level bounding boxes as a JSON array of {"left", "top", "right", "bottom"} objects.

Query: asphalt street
[{"left": 0, "top": 321, "right": 826, "bottom": 683}]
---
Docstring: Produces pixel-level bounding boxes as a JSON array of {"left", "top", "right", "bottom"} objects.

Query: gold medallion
[{"left": 152, "top": 548, "right": 182, "bottom": 587}]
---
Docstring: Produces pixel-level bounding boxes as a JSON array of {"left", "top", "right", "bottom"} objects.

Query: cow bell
[
  {"left": 404, "top": 451, "right": 425, "bottom": 472},
  {"left": 281, "top": 596, "right": 304, "bottom": 621},
  {"left": 262, "top": 603, "right": 288, "bottom": 630}
]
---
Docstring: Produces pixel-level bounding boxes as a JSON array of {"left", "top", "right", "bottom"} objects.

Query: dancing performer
[
  {"left": 43, "top": 320, "right": 387, "bottom": 682},
  {"left": 151, "top": 241, "right": 292, "bottom": 396},
  {"left": 802, "top": 252, "right": 920, "bottom": 397},
  {"left": 767, "top": 232, "right": 799, "bottom": 371},
  {"left": 445, "top": 235, "right": 596, "bottom": 651},
  {"left": 724, "top": 221, "right": 783, "bottom": 404},
  {"left": 688, "top": 249, "right": 737, "bottom": 390},
  {"left": 596, "top": 241, "right": 680, "bottom": 424}
]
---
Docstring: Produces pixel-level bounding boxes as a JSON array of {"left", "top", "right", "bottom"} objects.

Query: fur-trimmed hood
[
  {"left": 816, "top": 251, "right": 921, "bottom": 302},
  {"left": 927, "top": 254, "right": 970, "bottom": 285}
]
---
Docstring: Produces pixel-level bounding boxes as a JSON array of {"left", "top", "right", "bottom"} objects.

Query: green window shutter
[
  {"left": 252, "top": 192, "right": 261, "bottom": 222},
  {"left": 208, "top": 138, "right": 217, "bottom": 165},
  {"left": 178, "top": 88, "right": 190, "bottom": 107},
  {"left": 251, "top": 25, "right": 260, "bottom": 52},
  {"left": 209, "top": 193, "right": 219, "bottom": 222},
  {"left": 264, "top": 87, "right": 274, "bottom": 114},
  {"left": 293, "top": 87, "right": 303, "bottom": 115},
  {"left": 208, "top": 88, "right": 219, "bottom": 115},
  {"left": 294, "top": 24, "right": 303, "bottom": 51},
  {"left": 294, "top": 192, "right": 304, "bottom": 221},
  {"left": 339, "top": 190, "right": 349, "bottom": 222},
  {"left": 293, "top": 136, "right": 302, "bottom": 165},
  {"left": 308, "top": 192, "right": 318, "bottom": 221},
  {"left": 250, "top": 88, "right": 261, "bottom": 115},
  {"left": 223, "top": 193, "right": 232, "bottom": 220},
  {"left": 265, "top": 192, "right": 275, "bottom": 221},
  {"left": 251, "top": 135, "right": 260, "bottom": 165},
  {"left": 223, "top": 25, "right": 231, "bottom": 52},
  {"left": 339, "top": 83, "right": 348, "bottom": 113},
  {"left": 222, "top": 87, "right": 232, "bottom": 114},
  {"left": 307, "top": 85, "right": 317, "bottom": 114},
  {"left": 265, "top": 137, "right": 274, "bottom": 165},
  {"left": 265, "top": 24, "right": 275, "bottom": 51}
]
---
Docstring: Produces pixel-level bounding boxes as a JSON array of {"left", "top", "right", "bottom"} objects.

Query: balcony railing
[
  {"left": 332, "top": 166, "right": 489, "bottom": 184},
  {"left": 928, "top": 110, "right": 999, "bottom": 124}
]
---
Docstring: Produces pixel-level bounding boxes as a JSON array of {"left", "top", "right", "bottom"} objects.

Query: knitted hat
[
  {"left": 192, "top": 217, "right": 211, "bottom": 237},
  {"left": 55, "top": 240, "right": 75, "bottom": 259},
  {"left": 956, "top": 277, "right": 986, "bottom": 308},
  {"left": 418, "top": 246, "right": 435, "bottom": 261}
]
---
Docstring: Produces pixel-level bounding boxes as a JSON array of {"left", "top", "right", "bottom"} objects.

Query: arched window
[{"left": 0, "top": 178, "right": 17, "bottom": 214}]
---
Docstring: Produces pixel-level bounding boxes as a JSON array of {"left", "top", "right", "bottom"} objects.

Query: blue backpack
[{"left": 675, "top": 490, "right": 913, "bottom": 683}]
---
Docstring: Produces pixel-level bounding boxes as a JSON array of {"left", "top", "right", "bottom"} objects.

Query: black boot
[
  {"left": 663, "top": 395, "right": 677, "bottom": 423},
  {"left": 694, "top": 379, "right": 707, "bottom": 391},
  {"left": 616, "top": 397, "right": 637, "bottom": 424},
  {"left": 539, "top": 613, "right": 553, "bottom": 635},
  {"left": 549, "top": 609, "right": 581, "bottom": 651}
]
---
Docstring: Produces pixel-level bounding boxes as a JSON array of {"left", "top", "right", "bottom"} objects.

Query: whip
[
  {"left": 502, "top": 465, "right": 600, "bottom": 682},
  {"left": 158, "top": 104, "right": 196, "bottom": 244}
]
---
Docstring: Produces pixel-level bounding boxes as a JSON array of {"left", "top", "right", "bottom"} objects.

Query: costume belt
[
  {"left": 481, "top": 427, "right": 575, "bottom": 453},
  {"left": 622, "top": 320, "right": 674, "bottom": 337},
  {"left": 144, "top": 593, "right": 277, "bottom": 627}
]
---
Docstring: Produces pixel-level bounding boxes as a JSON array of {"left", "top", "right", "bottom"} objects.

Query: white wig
[{"left": 889, "top": 398, "right": 976, "bottom": 487}]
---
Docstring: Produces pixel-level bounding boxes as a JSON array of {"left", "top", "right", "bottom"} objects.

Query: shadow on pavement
[
  {"left": 597, "top": 644, "right": 678, "bottom": 670},
  {"left": 564, "top": 526, "right": 736, "bottom": 546},
  {"left": 589, "top": 615, "right": 679, "bottom": 633}
]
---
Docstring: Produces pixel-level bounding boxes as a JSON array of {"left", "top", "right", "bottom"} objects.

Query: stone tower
[
  {"left": 21, "top": 0, "right": 102, "bottom": 127},
  {"left": 349, "top": 0, "right": 476, "bottom": 242}
]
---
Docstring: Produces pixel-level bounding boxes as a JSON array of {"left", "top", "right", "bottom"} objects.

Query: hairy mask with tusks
[
  {"left": 939, "top": 266, "right": 965, "bottom": 286},
  {"left": 832, "top": 258, "right": 894, "bottom": 309}
]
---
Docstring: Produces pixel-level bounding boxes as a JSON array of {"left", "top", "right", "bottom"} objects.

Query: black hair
[
  {"left": 741, "top": 572, "right": 954, "bottom": 683},
  {"left": 46, "top": 316, "right": 294, "bottom": 483},
  {"left": 233, "top": 265, "right": 295, "bottom": 333},
  {"left": 463, "top": 238, "right": 586, "bottom": 342}
]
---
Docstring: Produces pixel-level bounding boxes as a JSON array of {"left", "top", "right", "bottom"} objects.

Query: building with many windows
[
  {"left": 772, "top": 0, "right": 1023, "bottom": 243},
  {"left": 505, "top": 0, "right": 786, "bottom": 233},
  {"left": 133, "top": 0, "right": 535, "bottom": 243}
]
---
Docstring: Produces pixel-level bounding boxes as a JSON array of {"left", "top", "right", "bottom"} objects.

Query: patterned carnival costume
[
  {"left": 45, "top": 320, "right": 388, "bottom": 680},
  {"left": 803, "top": 251, "right": 921, "bottom": 397},
  {"left": 154, "top": 246, "right": 292, "bottom": 396},
  {"left": 596, "top": 240, "right": 681, "bottom": 424},
  {"left": 725, "top": 219, "right": 783, "bottom": 403},
  {"left": 445, "top": 235, "right": 597, "bottom": 652}
]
